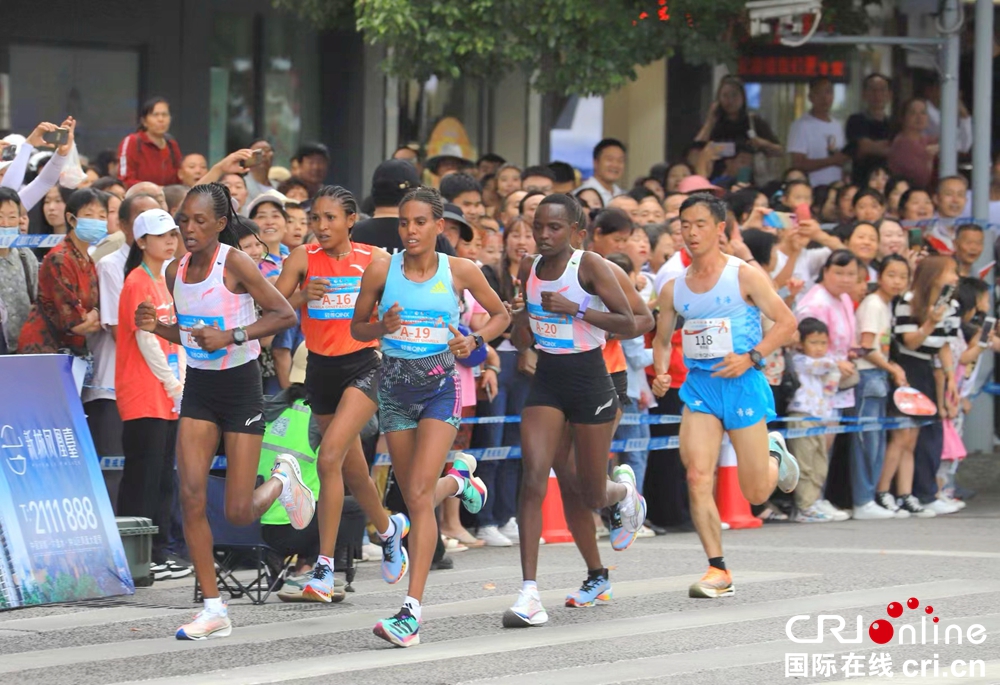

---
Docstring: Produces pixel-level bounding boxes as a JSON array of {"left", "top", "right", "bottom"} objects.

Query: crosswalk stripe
[
  {"left": 0, "top": 570, "right": 806, "bottom": 675},
  {"left": 102, "top": 580, "right": 1000, "bottom": 685},
  {"left": 0, "top": 606, "right": 189, "bottom": 633},
  {"left": 644, "top": 540, "right": 1000, "bottom": 560}
]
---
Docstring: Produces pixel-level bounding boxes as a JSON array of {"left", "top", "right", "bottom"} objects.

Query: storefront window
[
  {"left": 398, "top": 76, "right": 485, "bottom": 177},
  {"left": 264, "top": 16, "right": 320, "bottom": 166}
]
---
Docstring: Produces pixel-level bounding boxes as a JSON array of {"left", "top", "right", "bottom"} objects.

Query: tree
[{"left": 276, "top": 0, "right": 875, "bottom": 96}]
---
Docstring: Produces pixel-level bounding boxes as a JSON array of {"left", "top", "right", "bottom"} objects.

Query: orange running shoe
[{"left": 688, "top": 567, "right": 735, "bottom": 598}]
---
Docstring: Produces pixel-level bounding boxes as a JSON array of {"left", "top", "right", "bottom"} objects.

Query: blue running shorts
[
  {"left": 378, "top": 351, "right": 462, "bottom": 433},
  {"left": 679, "top": 367, "right": 775, "bottom": 431}
]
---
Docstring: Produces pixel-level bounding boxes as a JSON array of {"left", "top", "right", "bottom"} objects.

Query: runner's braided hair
[
  {"left": 400, "top": 186, "right": 445, "bottom": 219},
  {"left": 538, "top": 192, "right": 586, "bottom": 229},
  {"left": 186, "top": 182, "right": 243, "bottom": 248},
  {"left": 314, "top": 185, "right": 358, "bottom": 216}
]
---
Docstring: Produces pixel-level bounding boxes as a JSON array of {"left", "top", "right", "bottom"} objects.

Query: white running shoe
[
  {"left": 926, "top": 498, "right": 961, "bottom": 515},
  {"left": 853, "top": 501, "right": 896, "bottom": 520},
  {"left": 175, "top": 608, "right": 232, "bottom": 640},
  {"left": 502, "top": 588, "right": 548, "bottom": 628},
  {"left": 613, "top": 465, "right": 647, "bottom": 534},
  {"left": 498, "top": 518, "right": 520, "bottom": 543},
  {"left": 273, "top": 454, "right": 316, "bottom": 530},
  {"left": 941, "top": 495, "right": 966, "bottom": 510},
  {"left": 815, "top": 499, "right": 851, "bottom": 521},
  {"left": 476, "top": 525, "right": 513, "bottom": 547},
  {"left": 794, "top": 504, "right": 833, "bottom": 523},
  {"left": 768, "top": 432, "right": 800, "bottom": 493}
]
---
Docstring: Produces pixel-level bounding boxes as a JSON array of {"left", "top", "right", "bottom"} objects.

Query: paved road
[{"left": 2, "top": 493, "right": 999, "bottom": 685}]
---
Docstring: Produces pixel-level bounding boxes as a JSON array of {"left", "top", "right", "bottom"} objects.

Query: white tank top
[
  {"left": 525, "top": 249, "right": 605, "bottom": 354},
  {"left": 172, "top": 243, "right": 260, "bottom": 371}
]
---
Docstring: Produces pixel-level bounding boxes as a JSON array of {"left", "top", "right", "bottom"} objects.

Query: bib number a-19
[{"left": 682, "top": 318, "right": 734, "bottom": 360}]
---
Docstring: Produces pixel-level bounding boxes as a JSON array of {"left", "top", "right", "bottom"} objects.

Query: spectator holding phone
[
  {"left": 117, "top": 97, "right": 183, "bottom": 189},
  {"left": 694, "top": 76, "right": 782, "bottom": 178}
]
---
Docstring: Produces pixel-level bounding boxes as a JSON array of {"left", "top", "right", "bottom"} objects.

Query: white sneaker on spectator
[
  {"left": 476, "top": 525, "right": 513, "bottom": 547},
  {"left": 498, "top": 518, "right": 520, "bottom": 543},
  {"left": 853, "top": 501, "right": 895, "bottom": 520},
  {"left": 636, "top": 525, "right": 656, "bottom": 538},
  {"left": 794, "top": 504, "right": 833, "bottom": 523},
  {"left": 926, "top": 498, "right": 960, "bottom": 515},
  {"left": 897, "top": 494, "right": 936, "bottom": 518},
  {"left": 941, "top": 495, "right": 966, "bottom": 510},
  {"left": 815, "top": 499, "right": 850, "bottom": 521},
  {"left": 721, "top": 522, "right": 731, "bottom": 530},
  {"left": 361, "top": 542, "right": 382, "bottom": 562}
]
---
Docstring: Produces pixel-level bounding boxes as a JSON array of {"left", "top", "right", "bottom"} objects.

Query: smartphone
[
  {"left": 736, "top": 166, "right": 753, "bottom": 184},
  {"left": 908, "top": 228, "right": 923, "bottom": 249},
  {"left": 240, "top": 149, "right": 264, "bottom": 169},
  {"left": 980, "top": 317, "right": 996, "bottom": 347},
  {"left": 42, "top": 128, "right": 69, "bottom": 147},
  {"left": 793, "top": 203, "right": 811, "bottom": 223},
  {"left": 935, "top": 283, "right": 956, "bottom": 309},
  {"left": 850, "top": 346, "right": 873, "bottom": 357},
  {"left": 0, "top": 145, "right": 15, "bottom": 162},
  {"left": 716, "top": 141, "right": 736, "bottom": 158},
  {"left": 763, "top": 211, "right": 795, "bottom": 230}
]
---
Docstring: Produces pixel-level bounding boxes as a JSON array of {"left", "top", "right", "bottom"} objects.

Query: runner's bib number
[
  {"left": 682, "top": 318, "right": 734, "bottom": 360},
  {"left": 307, "top": 276, "right": 360, "bottom": 320},
  {"left": 527, "top": 303, "right": 574, "bottom": 350},
  {"left": 382, "top": 308, "right": 451, "bottom": 356},
  {"left": 176, "top": 314, "right": 226, "bottom": 361}
]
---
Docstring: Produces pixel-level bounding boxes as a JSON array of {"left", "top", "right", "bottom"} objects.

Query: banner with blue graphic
[{"left": 0, "top": 355, "right": 133, "bottom": 609}]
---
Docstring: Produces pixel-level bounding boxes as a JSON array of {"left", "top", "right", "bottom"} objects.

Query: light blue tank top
[
  {"left": 379, "top": 251, "right": 459, "bottom": 359},
  {"left": 672, "top": 256, "right": 762, "bottom": 371}
]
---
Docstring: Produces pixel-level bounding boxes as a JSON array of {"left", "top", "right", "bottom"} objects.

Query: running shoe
[
  {"left": 565, "top": 571, "right": 612, "bottom": 608},
  {"left": 381, "top": 513, "right": 410, "bottom": 584},
  {"left": 373, "top": 607, "right": 420, "bottom": 647},
  {"left": 165, "top": 560, "right": 192, "bottom": 579},
  {"left": 450, "top": 452, "right": 477, "bottom": 480},
  {"left": 498, "top": 518, "right": 520, "bottom": 543},
  {"left": 794, "top": 504, "right": 833, "bottom": 523},
  {"left": 272, "top": 454, "right": 316, "bottom": 530},
  {"left": 852, "top": 501, "right": 895, "bottom": 520},
  {"left": 150, "top": 562, "right": 170, "bottom": 581},
  {"left": 926, "top": 498, "right": 960, "bottom": 515},
  {"left": 815, "top": 499, "right": 851, "bottom": 521},
  {"left": 768, "top": 432, "right": 800, "bottom": 493},
  {"left": 502, "top": 588, "right": 549, "bottom": 627},
  {"left": 302, "top": 560, "right": 336, "bottom": 603},
  {"left": 608, "top": 467, "right": 646, "bottom": 551},
  {"left": 476, "top": 525, "right": 512, "bottom": 547},
  {"left": 688, "top": 567, "right": 735, "bottom": 598},
  {"left": 897, "top": 494, "right": 936, "bottom": 518},
  {"left": 455, "top": 476, "right": 488, "bottom": 515},
  {"left": 176, "top": 607, "right": 232, "bottom": 640}
]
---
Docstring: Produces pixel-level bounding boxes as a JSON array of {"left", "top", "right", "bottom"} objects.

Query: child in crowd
[{"left": 786, "top": 317, "right": 841, "bottom": 523}]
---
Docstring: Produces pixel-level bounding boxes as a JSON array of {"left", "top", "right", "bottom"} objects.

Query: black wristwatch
[
  {"left": 472, "top": 334, "right": 485, "bottom": 349},
  {"left": 748, "top": 349, "right": 764, "bottom": 370},
  {"left": 232, "top": 326, "right": 248, "bottom": 346}
]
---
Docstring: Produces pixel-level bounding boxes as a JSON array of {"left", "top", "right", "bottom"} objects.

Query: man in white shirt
[
  {"left": 577, "top": 138, "right": 626, "bottom": 206},
  {"left": 787, "top": 78, "right": 849, "bottom": 187}
]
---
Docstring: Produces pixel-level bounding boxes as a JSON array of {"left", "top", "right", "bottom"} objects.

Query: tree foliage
[{"left": 275, "top": 0, "right": 875, "bottom": 96}]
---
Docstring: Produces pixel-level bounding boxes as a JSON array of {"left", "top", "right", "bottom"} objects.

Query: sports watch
[
  {"left": 232, "top": 326, "right": 248, "bottom": 346},
  {"left": 748, "top": 348, "right": 764, "bottom": 370},
  {"left": 472, "top": 334, "right": 485, "bottom": 350}
]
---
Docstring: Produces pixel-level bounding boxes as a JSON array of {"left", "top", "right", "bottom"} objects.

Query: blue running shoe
[
  {"left": 381, "top": 513, "right": 410, "bottom": 584},
  {"left": 373, "top": 607, "right": 420, "bottom": 647},
  {"left": 301, "top": 560, "right": 335, "bottom": 603},
  {"left": 565, "top": 571, "right": 612, "bottom": 608}
]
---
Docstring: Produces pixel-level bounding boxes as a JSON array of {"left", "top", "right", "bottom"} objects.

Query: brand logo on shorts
[
  {"left": 245, "top": 413, "right": 263, "bottom": 427},
  {"left": 594, "top": 398, "right": 614, "bottom": 416}
]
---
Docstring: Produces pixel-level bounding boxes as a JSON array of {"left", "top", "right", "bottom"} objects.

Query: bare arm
[
  {"left": 741, "top": 264, "right": 796, "bottom": 358},
  {"left": 274, "top": 245, "right": 311, "bottom": 309},
  {"left": 199, "top": 150, "right": 254, "bottom": 186},
  {"left": 350, "top": 257, "right": 391, "bottom": 343},
  {"left": 608, "top": 260, "right": 654, "bottom": 337},
  {"left": 511, "top": 256, "right": 535, "bottom": 352},
  {"left": 574, "top": 251, "right": 634, "bottom": 337},
  {"left": 226, "top": 249, "right": 297, "bottom": 340},
  {"left": 651, "top": 278, "right": 677, "bottom": 397},
  {"left": 856, "top": 138, "right": 891, "bottom": 158},
  {"left": 452, "top": 258, "right": 511, "bottom": 345}
]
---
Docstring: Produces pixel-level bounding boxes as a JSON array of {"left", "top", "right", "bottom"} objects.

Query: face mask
[
  {"left": 0, "top": 224, "right": 18, "bottom": 240},
  {"left": 73, "top": 217, "right": 108, "bottom": 245}
]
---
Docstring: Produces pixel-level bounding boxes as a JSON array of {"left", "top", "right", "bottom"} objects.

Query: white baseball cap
[{"left": 133, "top": 209, "right": 178, "bottom": 240}]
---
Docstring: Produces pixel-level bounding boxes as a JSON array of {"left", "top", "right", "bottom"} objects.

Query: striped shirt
[{"left": 892, "top": 291, "right": 959, "bottom": 361}]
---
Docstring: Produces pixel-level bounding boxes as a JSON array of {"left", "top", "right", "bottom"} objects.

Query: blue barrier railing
[
  {"left": 1, "top": 234, "right": 64, "bottom": 249},
  {"left": 97, "top": 415, "right": 930, "bottom": 470}
]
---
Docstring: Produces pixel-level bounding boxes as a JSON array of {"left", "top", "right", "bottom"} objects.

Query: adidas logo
[{"left": 430, "top": 281, "right": 448, "bottom": 294}]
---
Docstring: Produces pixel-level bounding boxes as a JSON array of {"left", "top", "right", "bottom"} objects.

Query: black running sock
[
  {"left": 708, "top": 557, "right": 726, "bottom": 571},
  {"left": 588, "top": 567, "right": 607, "bottom": 580}
]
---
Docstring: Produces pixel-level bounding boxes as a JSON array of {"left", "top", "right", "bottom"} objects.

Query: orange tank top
[
  {"left": 602, "top": 338, "right": 628, "bottom": 374},
  {"left": 300, "top": 242, "right": 379, "bottom": 357}
]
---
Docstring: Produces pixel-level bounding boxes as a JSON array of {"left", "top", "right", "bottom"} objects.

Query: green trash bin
[{"left": 116, "top": 517, "right": 158, "bottom": 588}]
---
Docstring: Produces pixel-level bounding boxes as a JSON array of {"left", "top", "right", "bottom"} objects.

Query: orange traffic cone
[
  {"left": 540, "top": 469, "right": 574, "bottom": 543},
  {"left": 714, "top": 440, "right": 762, "bottom": 530}
]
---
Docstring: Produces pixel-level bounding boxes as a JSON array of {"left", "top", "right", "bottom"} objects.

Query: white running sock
[
  {"left": 403, "top": 596, "right": 422, "bottom": 620},
  {"left": 522, "top": 580, "right": 538, "bottom": 594},
  {"left": 204, "top": 597, "right": 225, "bottom": 614},
  {"left": 272, "top": 468, "right": 290, "bottom": 494},
  {"left": 377, "top": 517, "right": 396, "bottom": 541},
  {"left": 316, "top": 554, "right": 334, "bottom": 571},
  {"left": 447, "top": 473, "right": 464, "bottom": 494}
]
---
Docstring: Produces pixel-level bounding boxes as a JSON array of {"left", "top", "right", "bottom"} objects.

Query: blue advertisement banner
[{"left": 0, "top": 355, "right": 133, "bottom": 609}]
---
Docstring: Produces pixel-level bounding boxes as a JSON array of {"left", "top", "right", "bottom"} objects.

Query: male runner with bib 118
[{"left": 651, "top": 194, "right": 800, "bottom": 599}]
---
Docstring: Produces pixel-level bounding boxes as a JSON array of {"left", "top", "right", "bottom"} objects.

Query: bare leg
[
  {"left": 518, "top": 406, "right": 566, "bottom": 581},
  {"left": 387, "top": 420, "right": 458, "bottom": 602},
  {"left": 553, "top": 427, "right": 603, "bottom": 571},
  {"left": 222, "top": 431, "right": 281, "bottom": 525},
  {"left": 679, "top": 410, "right": 725, "bottom": 559},
  {"left": 894, "top": 429, "right": 919, "bottom": 494},
  {"left": 726, "top": 419, "right": 778, "bottom": 505},
  {"left": 176, "top": 418, "right": 223, "bottom": 598},
  {"left": 878, "top": 428, "right": 913, "bottom": 491}
]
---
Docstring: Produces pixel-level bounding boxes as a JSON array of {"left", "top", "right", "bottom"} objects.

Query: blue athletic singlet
[
  {"left": 378, "top": 251, "right": 460, "bottom": 359},
  {"left": 673, "top": 255, "right": 763, "bottom": 371}
]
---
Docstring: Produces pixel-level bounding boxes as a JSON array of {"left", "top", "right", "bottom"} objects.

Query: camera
[{"left": 746, "top": 0, "right": 822, "bottom": 38}]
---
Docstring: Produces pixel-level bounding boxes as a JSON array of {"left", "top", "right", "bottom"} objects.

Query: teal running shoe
[
  {"left": 565, "top": 571, "right": 612, "bottom": 607},
  {"left": 373, "top": 607, "right": 420, "bottom": 647},
  {"left": 381, "top": 513, "right": 410, "bottom": 584},
  {"left": 448, "top": 453, "right": 487, "bottom": 514},
  {"left": 301, "top": 560, "right": 335, "bottom": 603},
  {"left": 769, "top": 431, "right": 800, "bottom": 493}
]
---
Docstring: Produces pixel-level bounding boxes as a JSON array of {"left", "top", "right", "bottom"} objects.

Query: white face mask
[{"left": 0, "top": 224, "right": 18, "bottom": 247}]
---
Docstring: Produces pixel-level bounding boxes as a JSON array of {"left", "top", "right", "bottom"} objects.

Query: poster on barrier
[{"left": 0, "top": 355, "right": 133, "bottom": 609}]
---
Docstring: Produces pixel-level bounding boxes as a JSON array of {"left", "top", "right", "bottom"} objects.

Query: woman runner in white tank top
[
  {"left": 503, "top": 194, "right": 647, "bottom": 629},
  {"left": 136, "top": 182, "right": 304, "bottom": 641}
]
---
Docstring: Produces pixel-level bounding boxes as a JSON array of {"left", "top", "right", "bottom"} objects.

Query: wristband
[
  {"left": 485, "top": 364, "right": 501, "bottom": 374},
  {"left": 575, "top": 295, "right": 591, "bottom": 320}
]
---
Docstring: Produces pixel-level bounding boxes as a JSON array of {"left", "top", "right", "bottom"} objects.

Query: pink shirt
[
  {"left": 888, "top": 134, "right": 937, "bottom": 190},
  {"left": 796, "top": 283, "right": 856, "bottom": 408}
]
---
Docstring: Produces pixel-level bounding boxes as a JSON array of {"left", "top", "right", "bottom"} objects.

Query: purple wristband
[{"left": 575, "top": 295, "right": 591, "bottom": 320}]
